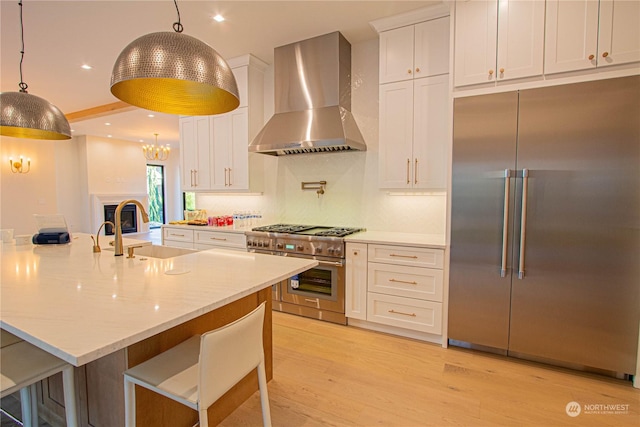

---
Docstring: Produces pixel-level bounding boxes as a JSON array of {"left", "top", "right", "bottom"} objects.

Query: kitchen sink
[{"left": 104, "top": 244, "right": 197, "bottom": 259}]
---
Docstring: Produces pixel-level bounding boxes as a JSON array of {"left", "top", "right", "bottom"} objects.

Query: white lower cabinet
[
  {"left": 367, "top": 293, "right": 442, "bottom": 334},
  {"left": 162, "top": 226, "right": 246, "bottom": 251},
  {"left": 346, "top": 241, "right": 445, "bottom": 340},
  {"left": 346, "top": 243, "right": 368, "bottom": 320}
]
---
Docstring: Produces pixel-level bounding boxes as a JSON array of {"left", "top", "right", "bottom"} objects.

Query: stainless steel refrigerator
[{"left": 449, "top": 76, "right": 640, "bottom": 375}]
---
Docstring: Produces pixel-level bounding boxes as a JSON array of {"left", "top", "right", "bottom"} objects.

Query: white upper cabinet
[
  {"left": 377, "top": 7, "right": 451, "bottom": 190},
  {"left": 379, "top": 16, "right": 450, "bottom": 84},
  {"left": 210, "top": 108, "right": 249, "bottom": 190},
  {"left": 454, "top": 0, "right": 545, "bottom": 87},
  {"left": 378, "top": 69, "right": 449, "bottom": 190},
  {"left": 179, "top": 55, "right": 266, "bottom": 192},
  {"left": 180, "top": 115, "right": 212, "bottom": 190},
  {"left": 545, "top": 0, "right": 640, "bottom": 74}
]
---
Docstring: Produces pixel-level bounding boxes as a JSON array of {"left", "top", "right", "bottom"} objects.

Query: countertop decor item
[
  {"left": 0, "top": 1, "right": 71, "bottom": 140},
  {"left": 110, "top": 0, "right": 239, "bottom": 116}
]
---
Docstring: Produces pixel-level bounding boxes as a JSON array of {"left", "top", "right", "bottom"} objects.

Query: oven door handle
[{"left": 316, "top": 260, "right": 344, "bottom": 267}]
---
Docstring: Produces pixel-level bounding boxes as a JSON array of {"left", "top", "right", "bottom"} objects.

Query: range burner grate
[{"left": 315, "top": 227, "right": 364, "bottom": 237}]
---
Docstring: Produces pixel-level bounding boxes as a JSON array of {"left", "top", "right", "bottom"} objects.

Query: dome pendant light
[
  {"left": 110, "top": 0, "right": 239, "bottom": 116},
  {"left": 0, "top": 1, "right": 71, "bottom": 140}
]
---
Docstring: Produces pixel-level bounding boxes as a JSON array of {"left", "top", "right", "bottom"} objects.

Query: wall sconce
[
  {"left": 142, "top": 133, "right": 170, "bottom": 161},
  {"left": 9, "top": 156, "right": 31, "bottom": 174}
]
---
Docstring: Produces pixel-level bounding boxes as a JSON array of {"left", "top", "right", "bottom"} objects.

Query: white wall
[
  {"left": 0, "top": 134, "right": 182, "bottom": 235},
  {"left": 196, "top": 38, "right": 447, "bottom": 234},
  {"left": 0, "top": 136, "right": 62, "bottom": 235}
]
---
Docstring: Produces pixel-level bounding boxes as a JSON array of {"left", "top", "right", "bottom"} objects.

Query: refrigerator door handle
[
  {"left": 518, "top": 168, "right": 529, "bottom": 279},
  {"left": 501, "top": 169, "right": 511, "bottom": 277}
]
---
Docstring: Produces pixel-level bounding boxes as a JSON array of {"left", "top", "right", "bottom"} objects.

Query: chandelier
[{"left": 143, "top": 134, "right": 170, "bottom": 161}]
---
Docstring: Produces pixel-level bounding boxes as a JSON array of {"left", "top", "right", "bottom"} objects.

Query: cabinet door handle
[
  {"left": 224, "top": 168, "right": 228, "bottom": 186},
  {"left": 489, "top": 69, "right": 494, "bottom": 76},
  {"left": 407, "top": 69, "right": 412, "bottom": 74},
  {"left": 415, "top": 67, "right": 420, "bottom": 73},
  {"left": 501, "top": 169, "right": 511, "bottom": 277},
  {"left": 388, "top": 309, "right": 416, "bottom": 317},
  {"left": 414, "top": 158, "right": 418, "bottom": 184},
  {"left": 602, "top": 51, "right": 609, "bottom": 58},
  {"left": 228, "top": 167, "right": 232, "bottom": 186},
  {"left": 389, "top": 278, "right": 418, "bottom": 285},
  {"left": 190, "top": 170, "right": 194, "bottom": 187},
  {"left": 499, "top": 68, "right": 505, "bottom": 74},
  {"left": 406, "top": 159, "right": 410, "bottom": 184},
  {"left": 518, "top": 168, "right": 529, "bottom": 279},
  {"left": 390, "top": 254, "right": 418, "bottom": 259},
  {"left": 588, "top": 54, "right": 595, "bottom": 60},
  {"left": 194, "top": 170, "right": 198, "bottom": 187},
  {"left": 171, "top": 233, "right": 185, "bottom": 237},
  {"left": 209, "top": 237, "right": 227, "bottom": 241}
]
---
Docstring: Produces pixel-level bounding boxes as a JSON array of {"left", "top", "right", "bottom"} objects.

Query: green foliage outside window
[{"left": 147, "top": 165, "right": 164, "bottom": 228}]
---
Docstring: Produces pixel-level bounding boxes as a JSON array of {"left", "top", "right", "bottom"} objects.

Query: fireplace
[{"left": 104, "top": 204, "right": 138, "bottom": 235}]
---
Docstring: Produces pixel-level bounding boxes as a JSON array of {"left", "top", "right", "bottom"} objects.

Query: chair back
[{"left": 198, "top": 302, "right": 266, "bottom": 409}]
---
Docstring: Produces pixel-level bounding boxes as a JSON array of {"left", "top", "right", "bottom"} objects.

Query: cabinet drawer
[
  {"left": 368, "top": 244, "right": 444, "bottom": 269},
  {"left": 368, "top": 262, "right": 443, "bottom": 302},
  {"left": 163, "top": 240, "right": 194, "bottom": 249},
  {"left": 163, "top": 228, "right": 194, "bottom": 243},
  {"left": 194, "top": 230, "right": 246, "bottom": 249},
  {"left": 367, "top": 292, "right": 442, "bottom": 334}
]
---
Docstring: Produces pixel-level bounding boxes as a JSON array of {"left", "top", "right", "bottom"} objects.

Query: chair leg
[
  {"left": 256, "top": 360, "right": 272, "bottom": 427},
  {"left": 199, "top": 406, "right": 209, "bottom": 427},
  {"left": 19, "top": 387, "right": 34, "bottom": 427},
  {"left": 124, "top": 377, "right": 136, "bottom": 427},
  {"left": 62, "top": 365, "right": 78, "bottom": 427}
]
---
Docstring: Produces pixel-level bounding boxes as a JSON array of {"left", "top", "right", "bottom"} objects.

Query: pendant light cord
[
  {"left": 172, "top": 0, "right": 183, "bottom": 33},
  {"left": 18, "top": 0, "right": 28, "bottom": 93}
]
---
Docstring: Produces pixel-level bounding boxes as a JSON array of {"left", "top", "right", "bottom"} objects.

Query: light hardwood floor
[{"left": 221, "top": 312, "right": 640, "bottom": 427}]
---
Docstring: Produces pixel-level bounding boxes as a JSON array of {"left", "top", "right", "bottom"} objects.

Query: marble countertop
[
  {"left": 0, "top": 234, "right": 317, "bottom": 366},
  {"left": 345, "top": 231, "right": 446, "bottom": 249}
]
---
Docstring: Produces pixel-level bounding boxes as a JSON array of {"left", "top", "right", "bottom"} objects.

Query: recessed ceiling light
[
  {"left": 213, "top": 14, "right": 225, "bottom": 22},
  {"left": 139, "top": 139, "right": 144, "bottom": 143},
  {"left": 107, "top": 135, "right": 112, "bottom": 138},
  {"left": 81, "top": 64, "right": 92, "bottom": 70},
  {"left": 71, "top": 129, "right": 75, "bottom": 132},
  {"left": 105, "top": 122, "right": 111, "bottom": 126},
  {"left": 148, "top": 114, "right": 155, "bottom": 118}
]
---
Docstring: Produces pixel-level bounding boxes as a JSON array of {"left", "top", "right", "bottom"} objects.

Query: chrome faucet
[{"left": 113, "top": 199, "right": 150, "bottom": 256}]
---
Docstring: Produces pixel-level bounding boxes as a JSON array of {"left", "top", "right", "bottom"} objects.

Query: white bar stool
[
  {"left": 1, "top": 329, "right": 78, "bottom": 427},
  {"left": 124, "top": 302, "right": 272, "bottom": 427}
]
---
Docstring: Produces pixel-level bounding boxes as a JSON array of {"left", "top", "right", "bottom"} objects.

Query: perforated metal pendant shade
[
  {"left": 0, "top": 91, "right": 71, "bottom": 140},
  {"left": 110, "top": 31, "right": 239, "bottom": 115}
]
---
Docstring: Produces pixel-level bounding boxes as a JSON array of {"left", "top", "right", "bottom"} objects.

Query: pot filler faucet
[{"left": 113, "top": 199, "right": 149, "bottom": 256}]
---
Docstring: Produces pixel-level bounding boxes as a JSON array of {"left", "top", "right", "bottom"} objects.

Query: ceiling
[{"left": 1, "top": 0, "right": 438, "bottom": 146}]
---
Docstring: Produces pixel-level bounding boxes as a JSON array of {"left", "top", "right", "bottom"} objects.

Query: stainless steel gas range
[{"left": 246, "top": 224, "right": 364, "bottom": 325}]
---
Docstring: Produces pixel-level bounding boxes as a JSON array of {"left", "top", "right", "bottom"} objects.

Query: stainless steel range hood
[{"left": 249, "top": 32, "right": 366, "bottom": 156}]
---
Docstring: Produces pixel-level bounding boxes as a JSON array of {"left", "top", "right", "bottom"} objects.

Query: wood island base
[{"left": 36, "top": 288, "right": 273, "bottom": 426}]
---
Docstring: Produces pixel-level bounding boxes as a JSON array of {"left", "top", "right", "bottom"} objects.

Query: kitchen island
[{"left": 0, "top": 234, "right": 317, "bottom": 426}]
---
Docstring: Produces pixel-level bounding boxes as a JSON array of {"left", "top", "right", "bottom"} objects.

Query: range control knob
[
  {"left": 334, "top": 247, "right": 342, "bottom": 256},
  {"left": 257, "top": 241, "right": 263, "bottom": 248},
  {"left": 315, "top": 246, "right": 323, "bottom": 254},
  {"left": 327, "top": 247, "right": 335, "bottom": 255},
  {"left": 276, "top": 243, "right": 283, "bottom": 250},
  {"left": 297, "top": 245, "right": 304, "bottom": 251}
]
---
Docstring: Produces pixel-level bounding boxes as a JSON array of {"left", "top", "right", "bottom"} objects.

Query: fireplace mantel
[{"left": 90, "top": 194, "right": 149, "bottom": 235}]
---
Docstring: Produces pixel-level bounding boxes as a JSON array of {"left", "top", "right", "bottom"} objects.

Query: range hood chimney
[{"left": 249, "top": 32, "right": 366, "bottom": 156}]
